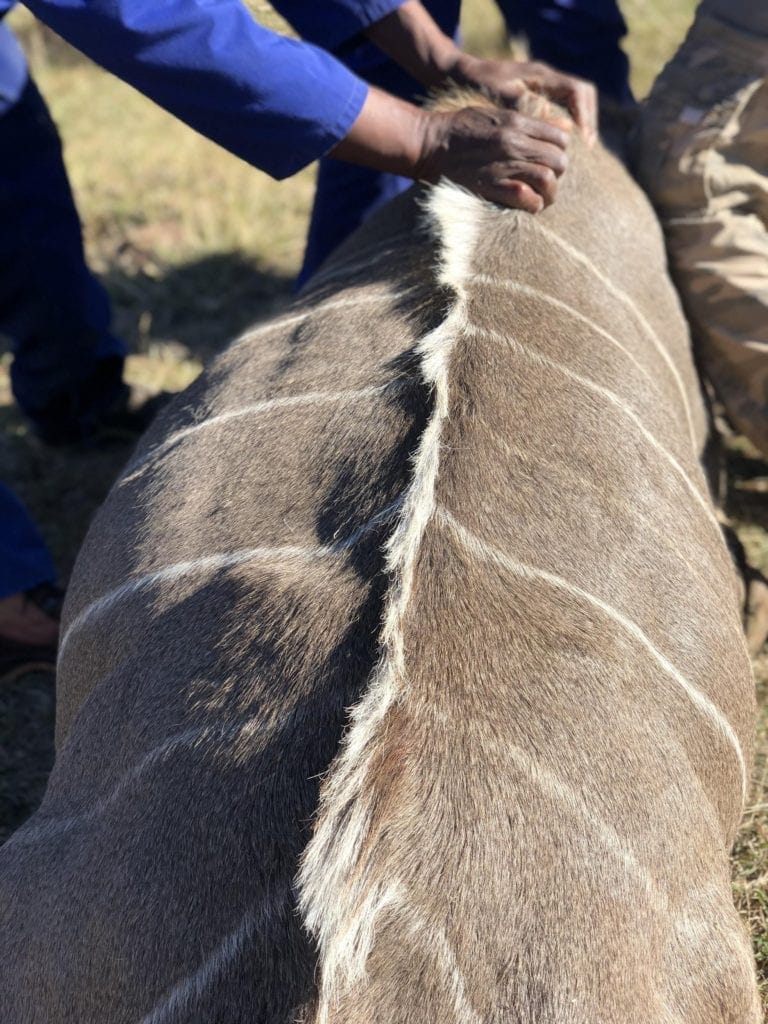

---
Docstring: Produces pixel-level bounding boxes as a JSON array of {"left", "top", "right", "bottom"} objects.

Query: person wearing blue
[
  {"left": 0, "top": 0, "right": 600, "bottom": 671},
  {"left": 291, "top": 0, "right": 632, "bottom": 284}
]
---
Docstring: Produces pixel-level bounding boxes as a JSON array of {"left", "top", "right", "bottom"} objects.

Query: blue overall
[
  {"left": 293, "top": 0, "right": 633, "bottom": 285},
  {"left": 0, "top": 0, "right": 629, "bottom": 596},
  {"left": 0, "top": 0, "right": 377, "bottom": 598}
]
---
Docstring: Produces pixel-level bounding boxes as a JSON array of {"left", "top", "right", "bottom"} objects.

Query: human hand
[
  {"left": 450, "top": 54, "right": 597, "bottom": 147},
  {"left": 415, "top": 104, "right": 570, "bottom": 213}
]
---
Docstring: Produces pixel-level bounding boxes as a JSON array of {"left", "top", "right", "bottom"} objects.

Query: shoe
[{"left": 0, "top": 583, "right": 63, "bottom": 682}]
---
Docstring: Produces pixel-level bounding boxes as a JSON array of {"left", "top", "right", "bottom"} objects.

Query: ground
[{"left": 1, "top": 0, "right": 766, "bottom": 1011}]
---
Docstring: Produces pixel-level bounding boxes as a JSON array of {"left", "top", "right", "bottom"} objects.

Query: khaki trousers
[{"left": 634, "top": 8, "right": 768, "bottom": 456}]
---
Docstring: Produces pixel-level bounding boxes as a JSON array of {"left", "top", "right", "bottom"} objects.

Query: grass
[{"left": 2, "top": 0, "right": 766, "bottom": 1011}]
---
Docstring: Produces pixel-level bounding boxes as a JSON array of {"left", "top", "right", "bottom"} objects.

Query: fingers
[
  {"left": 496, "top": 161, "right": 559, "bottom": 207},
  {"left": 496, "top": 111, "right": 569, "bottom": 191},
  {"left": 558, "top": 77, "right": 598, "bottom": 146},
  {"left": 453, "top": 54, "right": 599, "bottom": 146},
  {"left": 525, "top": 63, "right": 598, "bottom": 146},
  {"left": 483, "top": 179, "right": 544, "bottom": 214},
  {"left": 417, "top": 106, "right": 570, "bottom": 212},
  {"left": 501, "top": 112, "right": 570, "bottom": 157}
]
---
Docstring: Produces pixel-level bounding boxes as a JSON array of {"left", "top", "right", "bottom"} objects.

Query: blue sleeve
[
  {"left": 271, "top": 0, "right": 406, "bottom": 52},
  {"left": 20, "top": 0, "right": 369, "bottom": 179}
]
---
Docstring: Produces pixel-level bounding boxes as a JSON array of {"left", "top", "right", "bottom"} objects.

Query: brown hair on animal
[{"left": 0, "top": 91, "right": 759, "bottom": 1023}]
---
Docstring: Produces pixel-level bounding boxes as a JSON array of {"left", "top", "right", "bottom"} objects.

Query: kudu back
[{"left": 0, "top": 102, "right": 760, "bottom": 1022}]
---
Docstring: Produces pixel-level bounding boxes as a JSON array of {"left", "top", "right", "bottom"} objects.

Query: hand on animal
[
  {"left": 416, "top": 104, "right": 570, "bottom": 212},
  {"left": 451, "top": 54, "right": 597, "bottom": 147}
]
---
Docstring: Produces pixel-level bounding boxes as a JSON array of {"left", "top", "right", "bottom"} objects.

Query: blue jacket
[{"left": 0, "top": 0, "right": 410, "bottom": 178}]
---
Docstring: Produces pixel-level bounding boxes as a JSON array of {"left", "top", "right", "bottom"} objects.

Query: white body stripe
[
  {"left": 9, "top": 725, "right": 221, "bottom": 846},
  {"left": 405, "top": 914, "right": 483, "bottom": 1024},
  {"left": 302, "top": 235, "right": 418, "bottom": 291},
  {"left": 58, "top": 500, "right": 402, "bottom": 665},
  {"left": 139, "top": 891, "right": 288, "bottom": 1024},
  {"left": 241, "top": 287, "right": 416, "bottom": 342},
  {"left": 438, "top": 508, "right": 748, "bottom": 803},
  {"left": 523, "top": 218, "right": 698, "bottom": 449},
  {"left": 8, "top": 707, "right": 304, "bottom": 848},
  {"left": 468, "top": 322, "right": 720, "bottom": 537},
  {"left": 505, "top": 744, "right": 662, "bottom": 900},
  {"left": 470, "top": 275, "right": 662, "bottom": 397},
  {"left": 120, "top": 383, "right": 398, "bottom": 485}
]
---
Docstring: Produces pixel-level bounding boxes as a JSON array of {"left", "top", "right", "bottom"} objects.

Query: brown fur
[{"left": 0, "top": 97, "right": 759, "bottom": 1023}]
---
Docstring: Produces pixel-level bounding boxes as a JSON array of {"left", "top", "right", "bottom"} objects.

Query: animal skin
[{"left": 0, "top": 98, "right": 760, "bottom": 1023}]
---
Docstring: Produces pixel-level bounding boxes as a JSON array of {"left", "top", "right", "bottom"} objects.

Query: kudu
[{"left": 0, "top": 95, "right": 760, "bottom": 1023}]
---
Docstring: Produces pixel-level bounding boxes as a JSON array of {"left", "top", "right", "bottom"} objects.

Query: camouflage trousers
[{"left": 634, "top": 6, "right": 768, "bottom": 457}]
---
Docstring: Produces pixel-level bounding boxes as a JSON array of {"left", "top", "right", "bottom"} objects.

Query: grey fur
[{"left": 0, "top": 114, "right": 759, "bottom": 1023}]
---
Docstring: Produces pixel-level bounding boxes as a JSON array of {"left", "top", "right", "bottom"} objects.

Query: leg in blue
[
  {"left": 0, "top": 484, "right": 56, "bottom": 600},
  {"left": 498, "top": 0, "right": 633, "bottom": 105},
  {"left": 0, "top": 76, "right": 127, "bottom": 444},
  {"left": 298, "top": 158, "right": 411, "bottom": 288},
  {"left": 297, "top": 0, "right": 461, "bottom": 287}
]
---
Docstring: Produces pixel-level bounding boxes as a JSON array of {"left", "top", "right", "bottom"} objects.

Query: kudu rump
[{"left": 0, "top": 97, "right": 760, "bottom": 1022}]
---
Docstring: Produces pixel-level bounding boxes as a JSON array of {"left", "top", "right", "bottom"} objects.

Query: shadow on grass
[
  {"left": 0, "top": 250, "right": 294, "bottom": 580},
  {"left": 725, "top": 449, "right": 768, "bottom": 532},
  {"left": 104, "top": 250, "right": 294, "bottom": 364}
]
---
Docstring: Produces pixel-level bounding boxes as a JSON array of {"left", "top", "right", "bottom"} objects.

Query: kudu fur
[{"left": 0, "top": 96, "right": 760, "bottom": 1023}]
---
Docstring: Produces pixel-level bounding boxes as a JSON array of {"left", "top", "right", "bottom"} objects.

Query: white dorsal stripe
[
  {"left": 438, "top": 508, "right": 748, "bottom": 804},
  {"left": 467, "top": 322, "right": 720, "bottom": 538},
  {"left": 298, "top": 181, "right": 483, "bottom": 1016},
  {"left": 119, "top": 382, "right": 401, "bottom": 486},
  {"left": 299, "top": 311, "right": 462, "bottom": 1017},
  {"left": 469, "top": 275, "right": 662, "bottom": 396},
  {"left": 524, "top": 218, "right": 698, "bottom": 449},
  {"left": 58, "top": 499, "right": 402, "bottom": 666}
]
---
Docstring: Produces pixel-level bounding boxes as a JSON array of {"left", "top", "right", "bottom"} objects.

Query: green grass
[{"left": 3, "top": 0, "right": 767, "bottom": 1011}]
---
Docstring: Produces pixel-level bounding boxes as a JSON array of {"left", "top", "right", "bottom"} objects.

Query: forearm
[
  {"left": 22, "top": 0, "right": 369, "bottom": 180},
  {"left": 364, "top": 0, "right": 461, "bottom": 88},
  {"left": 364, "top": 0, "right": 597, "bottom": 142},
  {"left": 329, "top": 85, "right": 429, "bottom": 176},
  {"left": 330, "top": 83, "right": 570, "bottom": 217}
]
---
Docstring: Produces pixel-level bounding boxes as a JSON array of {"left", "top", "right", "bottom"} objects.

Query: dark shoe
[{"left": 0, "top": 583, "right": 63, "bottom": 682}]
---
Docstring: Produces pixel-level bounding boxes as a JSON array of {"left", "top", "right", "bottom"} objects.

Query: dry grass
[
  {"left": 732, "top": 659, "right": 768, "bottom": 1006},
  {"left": 2, "top": 0, "right": 766, "bottom": 1011}
]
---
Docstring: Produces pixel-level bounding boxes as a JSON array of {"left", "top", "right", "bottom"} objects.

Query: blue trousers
[
  {"left": 298, "top": 0, "right": 632, "bottom": 286},
  {"left": 1, "top": 76, "right": 126, "bottom": 595}
]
